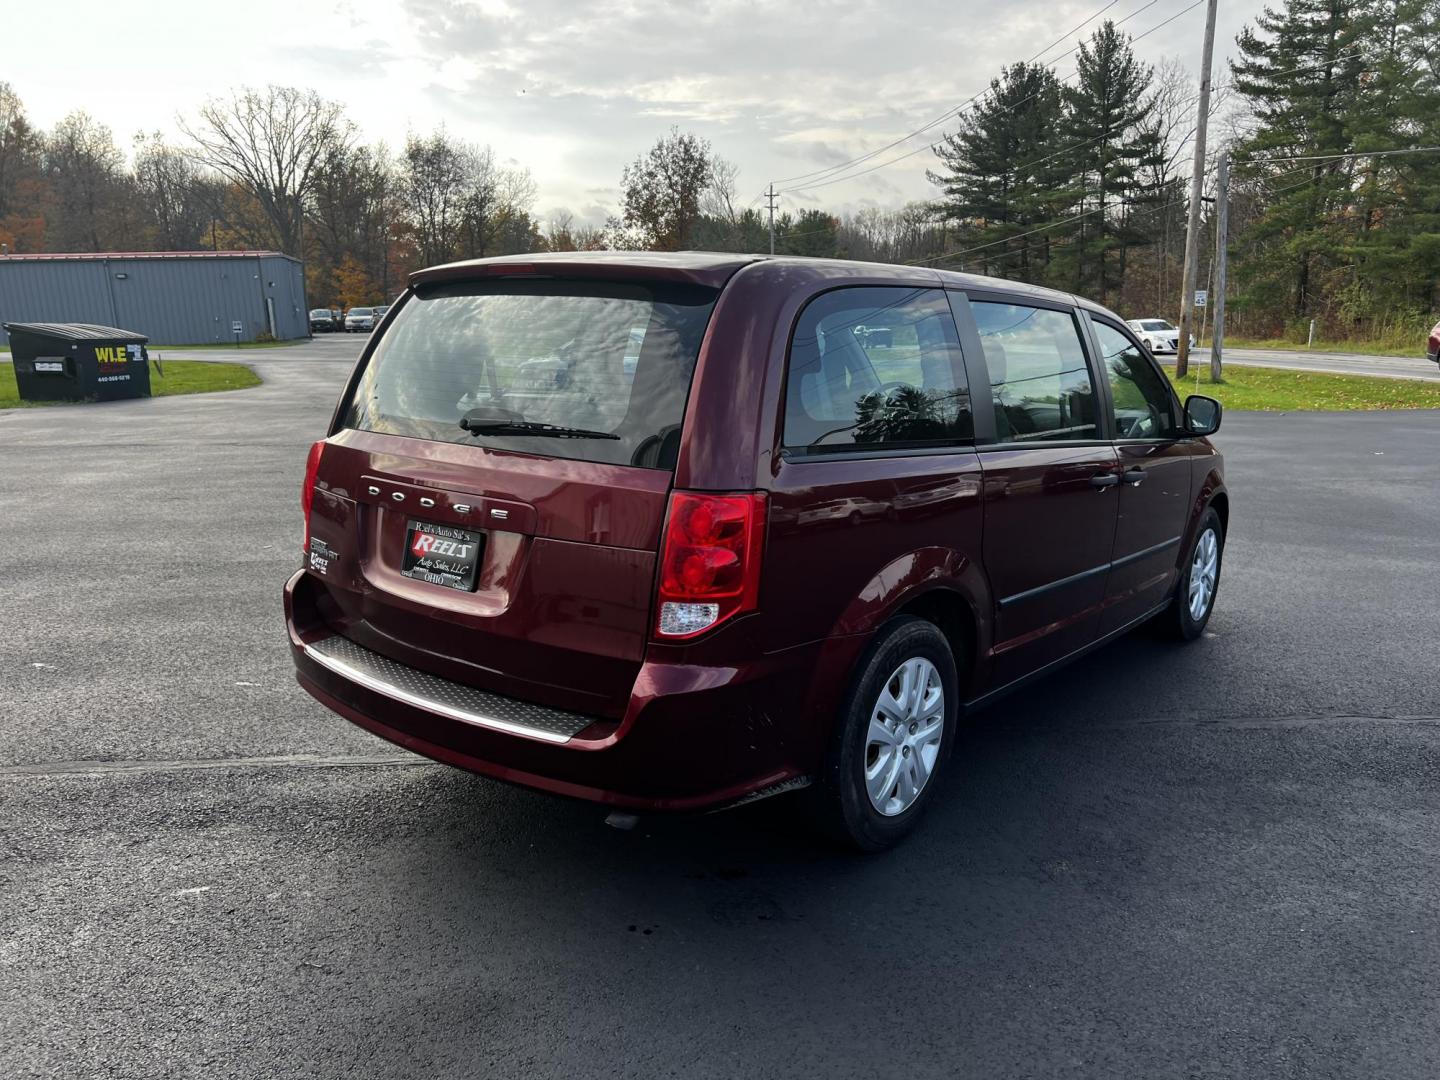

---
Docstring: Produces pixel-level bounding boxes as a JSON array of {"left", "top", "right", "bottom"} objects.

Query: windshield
[
  {"left": 342, "top": 280, "right": 718, "bottom": 469},
  {"left": 1139, "top": 320, "right": 1174, "bottom": 331},
  {"left": 349, "top": 308, "right": 374, "bottom": 317},
  {"left": 310, "top": 309, "right": 330, "bottom": 317}
]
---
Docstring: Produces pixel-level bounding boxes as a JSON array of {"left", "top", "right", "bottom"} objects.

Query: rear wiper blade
[{"left": 460, "top": 417, "right": 620, "bottom": 440}]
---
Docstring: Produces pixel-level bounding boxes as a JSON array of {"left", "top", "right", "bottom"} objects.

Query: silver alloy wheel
[
  {"left": 864, "top": 656, "right": 944, "bottom": 817},
  {"left": 1188, "top": 526, "right": 1220, "bottom": 622}
]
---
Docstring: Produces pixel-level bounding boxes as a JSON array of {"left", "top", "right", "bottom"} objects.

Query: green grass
[
  {"left": 1215, "top": 335, "right": 1427, "bottom": 358},
  {"left": 1169, "top": 363, "right": 1440, "bottom": 411},
  {"left": 0, "top": 359, "right": 261, "bottom": 409}
]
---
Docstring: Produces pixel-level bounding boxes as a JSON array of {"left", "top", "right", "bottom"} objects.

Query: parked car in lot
[
  {"left": 309, "top": 308, "right": 337, "bottom": 333},
  {"left": 1428, "top": 318, "right": 1439, "bottom": 364},
  {"left": 345, "top": 307, "right": 376, "bottom": 333},
  {"left": 1126, "top": 318, "right": 1194, "bottom": 354},
  {"left": 287, "top": 252, "right": 1227, "bottom": 849},
  {"left": 373, "top": 304, "right": 390, "bottom": 322}
]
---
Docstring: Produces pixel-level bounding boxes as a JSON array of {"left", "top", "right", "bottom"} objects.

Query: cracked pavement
[{"left": 2, "top": 336, "right": 1438, "bottom": 1079}]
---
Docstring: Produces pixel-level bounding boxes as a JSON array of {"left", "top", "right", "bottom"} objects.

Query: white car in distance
[
  {"left": 345, "top": 307, "right": 376, "bottom": 333},
  {"left": 1126, "top": 318, "right": 1194, "bottom": 354}
]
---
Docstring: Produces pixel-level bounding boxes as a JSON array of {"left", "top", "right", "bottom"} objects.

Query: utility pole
[
  {"left": 1209, "top": 148, "right": 1229, "bottom": 382},
  {"left": 765, "top": 183, "right": 777, "bottom": 255},
  {"left": 1175, "top": 0, "right": 1218, "bottom": 379}
]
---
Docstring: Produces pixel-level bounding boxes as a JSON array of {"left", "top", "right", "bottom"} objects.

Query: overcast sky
[{"left": 8, "top": 0, "right": 1262, "bottom": 226}]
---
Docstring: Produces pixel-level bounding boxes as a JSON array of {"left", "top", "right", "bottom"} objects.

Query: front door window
[{"left": 1093, "top": 321, "right": 1177, "bottom": 439}]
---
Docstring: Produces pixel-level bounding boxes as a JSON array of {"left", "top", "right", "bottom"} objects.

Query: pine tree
[
  {"left": 1342, "top": 0, "right": 1440, "bottom": 322},
  {"left": 1229, "top": 0, "right": 1374, "bottom": 324},
  {"left": 928, "top": 62, "right": 1066, "bottom": 280},
  {"left": 1056, "top": 22, "right": 1163, "bottom": 306}
]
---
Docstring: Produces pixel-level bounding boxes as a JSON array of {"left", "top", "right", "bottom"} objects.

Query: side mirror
[{"left": 1184, "top": 394, "right": 1222, "bottom": 436}]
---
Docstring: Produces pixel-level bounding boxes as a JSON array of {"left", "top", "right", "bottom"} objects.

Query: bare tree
[
  {"left": 45, "top": 111, "right": 130, "bottom": 251},
  {"left": 467, "top": 157, "right": 537, "bottom": 257},
  {"left": 400, "top": 130, "right": 469, "bottom": 266},
  {"left": 1147, "top": 60, "right": 1198, "bottom": 182},
  {"left": 133, "top": 132, "right": 220, "bottom": 250},
  {"left": 545, "top": 210, "right": 577, "bottom": 251},
  {"left": 454, "top": 145, "right": 501, "bottom": 258},
  {"left": 181, "top": 86, "right": 351, "bottom": 254},
  {"left": 0, "top": 82, "right": 40, "bottom": 223},
  {"left": 838, "top": 204, "right": 945, "bottom": 263},
  {"left": 400, "top": 130, "right": 538, "bottom": 264},
  {"left": 701, "top": 157, "right": 741, "bottom": 225}
]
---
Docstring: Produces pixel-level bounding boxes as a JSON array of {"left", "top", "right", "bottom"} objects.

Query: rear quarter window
[
  {"left": 342, "top": 280, "right": 717, "bottom": 470},
  {"left": 782, "top": 286, "right": 973, "bottom": 454}
]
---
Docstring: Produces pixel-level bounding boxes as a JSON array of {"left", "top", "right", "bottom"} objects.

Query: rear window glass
[{"left": 342, "top": 280, "right": 718, "bottom": 469}]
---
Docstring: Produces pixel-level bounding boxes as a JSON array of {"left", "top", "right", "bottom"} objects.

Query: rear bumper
[{"left": 284, "top": 570, "right": 819, "bottom": 811}]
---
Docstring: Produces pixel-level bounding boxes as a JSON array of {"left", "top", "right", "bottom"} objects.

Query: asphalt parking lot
[{"left": 2, "top": 336, "right": 1437, "bottom": 1079}]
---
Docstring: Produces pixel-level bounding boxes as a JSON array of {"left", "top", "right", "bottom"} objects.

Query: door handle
[
  {"left": 1089, "top": 473, "right": 1120, "bottom": 489},
  {"left": 1123, "top": 468, "right": 1147, "bottom": 486}
]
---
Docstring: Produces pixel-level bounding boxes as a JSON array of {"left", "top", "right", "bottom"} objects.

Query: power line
[
  {"left": 910, "top": 150, "right": 1215, "bottom": 270},
  {"left": 770, "top": 0, "right": 1170, "bottom": 192},
  {"left": 776, "top": 0, "right": 1204, "bottom": 197},
  {"left": 768, "top": 0, "right": 1137, "bottom": 189},
  {"left": 924, "top": 205, "right": 1111, "bottom": 262},
  {"left": 938, "top": 188, "right": 1197, "bottom": 269},
  {"left": 942, "top": 146, "right": 1418, "bottom": 274},
  {"left": 912, "top": 138, "right": 1419, "bottom": 276},
  {"left": 1233, "top": 146, "right": 1440, "bottom": 165}
]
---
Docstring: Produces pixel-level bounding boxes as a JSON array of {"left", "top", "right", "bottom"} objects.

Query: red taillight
[
  {"left": 301, "top": 440, "right": 325, "bottom": 553},
  {"left": 654, "top": 491, "right": 767, "bottom": 639}
]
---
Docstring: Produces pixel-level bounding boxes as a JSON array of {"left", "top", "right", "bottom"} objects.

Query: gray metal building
[{"left": 0, "top": 251, "right": 309, "bottom": 346}]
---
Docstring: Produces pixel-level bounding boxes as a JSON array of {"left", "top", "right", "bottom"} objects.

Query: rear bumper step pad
[{"left": 303, "top": 634, "right": 597, "bottom": 744}]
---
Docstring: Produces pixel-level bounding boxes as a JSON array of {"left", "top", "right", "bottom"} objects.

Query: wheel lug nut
[
  {"left": 909, "top": 722, "right": 917, "bottom": 734},
  {"left": 902, "top": 746, "right": 910, "bottom": 757}
]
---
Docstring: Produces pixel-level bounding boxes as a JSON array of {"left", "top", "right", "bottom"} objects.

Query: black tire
[
  {"left": 1161, "top": 506, "right": 1224, "bottom": 641},
  {"left": 808, "top": 616, "right": 960, "bottom": 852}
]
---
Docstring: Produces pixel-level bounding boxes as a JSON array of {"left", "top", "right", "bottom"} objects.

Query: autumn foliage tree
[
  {"left": 334, "top": 253, "right": 377, "bottom": 310},
  {"left": 614, "top": 127, "right": 715, "bottom": 250}
]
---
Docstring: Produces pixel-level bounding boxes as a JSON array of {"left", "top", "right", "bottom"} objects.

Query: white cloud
[{"left": 8, "top": 0, "right": 1262, "bottom": 227}]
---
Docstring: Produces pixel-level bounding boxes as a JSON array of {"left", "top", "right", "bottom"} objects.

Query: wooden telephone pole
[
  {"left": 1176, "top": 0, "right": 1219, "bottom": 378},
  {"left": 766, "top": 183, "right": 778, "bottom": 255},
  {"left": 1209, "top": 149, "right": 1229, "bottom": 382}
]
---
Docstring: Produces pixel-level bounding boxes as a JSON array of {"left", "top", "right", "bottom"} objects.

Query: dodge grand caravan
[{"left": 286, "top": 252, "right": 1227, "bottom": 849}]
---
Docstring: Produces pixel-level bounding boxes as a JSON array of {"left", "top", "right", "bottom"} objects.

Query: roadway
[{"left": 1175, "top": 345, "right": 1440, "bottom": 381}]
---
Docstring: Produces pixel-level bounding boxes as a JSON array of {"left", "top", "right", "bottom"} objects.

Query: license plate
[{"left": 401, "top": 520, "right": 484, "bottom": 592}]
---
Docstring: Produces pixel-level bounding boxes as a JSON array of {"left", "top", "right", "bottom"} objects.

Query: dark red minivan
[{"left": 286, "top": 252, "right": 1227, "bottom": 849}]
